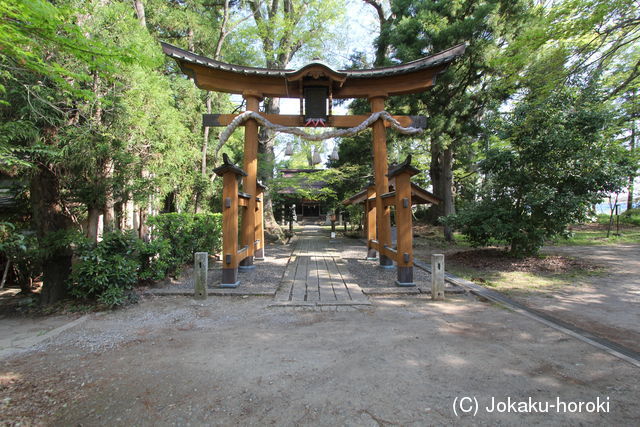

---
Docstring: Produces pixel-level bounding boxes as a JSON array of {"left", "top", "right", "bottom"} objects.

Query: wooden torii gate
[{"left": 162, "top": 42, "right": 465, "bottom": 287}]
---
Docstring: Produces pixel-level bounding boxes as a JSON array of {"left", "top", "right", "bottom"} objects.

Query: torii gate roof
[{"left": 161, "top": 42, "right": 466, "bottom": 99}]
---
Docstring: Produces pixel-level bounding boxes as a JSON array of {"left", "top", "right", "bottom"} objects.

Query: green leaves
[
  {"left": 0, "top": 0, "right": 132, "bottom": 95},
  {"left": 147, "top": 213, "right": 223, "bottom": 273},
  {"left": 68, "top": 231, "right": 140, "bottom": 306},
  {"left": 448, "top": 86, "right": 630, "bottom": 256}
]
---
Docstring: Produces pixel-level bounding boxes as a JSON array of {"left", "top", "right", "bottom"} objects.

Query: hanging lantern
[
  {"left": 284, "top": 141, "right": 294, "bottom": 156},
  {"left": 330, "top": 145, "right": 339, "bottom": 161},
  {"left": 311, "top": 148, "right": 322, "bottom": 165}
]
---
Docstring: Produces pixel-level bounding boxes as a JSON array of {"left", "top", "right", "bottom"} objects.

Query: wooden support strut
[
  {"left": 365, "top": 184, "right": 377, "bottom": 260},
  {"left": 394, "top": 171, "right": 414, "bottom": 286},
  {"left": 386, "top": 154, "right": 420, "bottom": 286},
  {"left": 255, "top": 182, "right": 265, "bottom": 260},
  {"left": 239, "top": 93, "right": 261, "bottom": 270},
  {"left": 219, "top": 166, "right": 243, "bottom": 287},
  {"left": 370, "top": 96, "right": 393, "bottom": 268}
]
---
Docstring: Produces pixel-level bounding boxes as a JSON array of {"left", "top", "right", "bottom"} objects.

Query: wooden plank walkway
[{"left": 273, "top": 226, "right": 370, "bottom": 307}]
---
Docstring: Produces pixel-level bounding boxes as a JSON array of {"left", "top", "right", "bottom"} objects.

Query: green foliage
[
  {"left": 69, "top": 231, "right": 140, "bottom": 307},
  {"left": 597, "top": 209, "right": 640, "bottom": 227},
  {"left": 446, "top": 87, "right": 630, "bottom": 256},
  {"left": 271, "top": 165, "right": 370, "bottom": 211},
  {"left": 135, "top": 237, "right": 172, "bottom": 282},
  {"left": 147, "top": 213, "right": 222, "bottom": 273},
  {"left": 0, "top": 0, "right": 128, "bottom": 95},
  {"left": 344, "top": 204, "right": 363, "bottom": 230},
  {"left": 0, "top": 222, "right": 40, "bottom": 288}
]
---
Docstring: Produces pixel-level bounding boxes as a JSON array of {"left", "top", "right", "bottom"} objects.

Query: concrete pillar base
[
  {"left": 396, "top": 266, "right": 414, "bottom": 286},
  {"left": 254, "top": 248, "right": 265, "bottom": 260},
  {"left": 220, "top": 268, "right": 239, "bottom": 288},
  {"left": 239, "top": 256, "right": 254, "bottom": 269},
  {"left": 379, "top": 255, "right": 394, "bottom": 269},
  {"left": 367, "top": 248, "right": 378, "bottom": 259},
  {"left": 395, "top": 280, "right": 416, "bottom": 287}
]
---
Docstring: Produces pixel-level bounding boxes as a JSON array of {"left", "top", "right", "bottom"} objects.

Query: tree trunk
[
  {"left": 125, "top": 199, "right": 135, "bottom": 229},
  {"left": 629, "top": 120, "right": 636, "bottom": 211},
  {"left": 134, "top": 0, "right": 146, "bottom": 28},
  {"left": 103, "top": 158, "right": 115, "bottom": 231},
  {"left": 30, "top": 163, "right": 72, "bottom": 305},
  {"left": 0, "top": 259, "right": 9, "bottom": 289},
  {"left": 426, "top": 139, "right": 444, "bottom": 222},
  {"left": 363, "top": 0, "right": 390, "bottom": 66},
  {"left": 259, "top": 97, "right": 285, "bottom": 242},
  {"left": 87, "top": 206, "right": 101, "bottom": 243},
  {"left": 442, "top": 147, "right": 455, "bottom": 242},
  {"left": 427, "top": 139, "right": 456, "bottom": 241},
  {"left": 202, "top": 94, "right": 212, "bottom": 177},
  {"left": 195, "top": 94, "right": 213, "bottom": 214}
]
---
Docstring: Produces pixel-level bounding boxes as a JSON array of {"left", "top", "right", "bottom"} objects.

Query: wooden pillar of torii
[{"left": 162, "top": 42, "right": 465, "bottom": 287}]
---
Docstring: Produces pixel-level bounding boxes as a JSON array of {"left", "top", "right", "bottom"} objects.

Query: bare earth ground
[
  {"left": 2, "top": 295, "right": 639, "bottom": 425},
  {"left": 411, "top": 224, "right": 640, "bottom": 355},
  {"left": 530, "top": 244, "right": 640, "bottom": 353}
]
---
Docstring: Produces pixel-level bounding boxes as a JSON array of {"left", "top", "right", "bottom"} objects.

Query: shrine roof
[
  {"left": 161, "top": 42, "right": 466, "bottom": 98},
  {"left": 342, "top": 182, "right": 440, "bottom": 206}
]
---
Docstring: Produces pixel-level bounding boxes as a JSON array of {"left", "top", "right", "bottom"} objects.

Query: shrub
[
  {"left": 445, "top": 88, "right": 630, "bottom": 256},
  {"left": 0, "top": 222, "right": 41, "bottom": 291},
  {"left": 147, "top": 213, "right": 222, "bottom": 273},
  {"left": 135, "top": 237, "right": 172, "bottom": 282},
  {"left": 69, "top": 231, "right": 139, "bottom": 307},
  {"left": 621, "top": 208, "right": 640, "bottom": 226}
]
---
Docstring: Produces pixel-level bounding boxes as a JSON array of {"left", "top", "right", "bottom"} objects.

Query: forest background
[{"left": 0, "top": 0, "right": 638, "bottom": 305}]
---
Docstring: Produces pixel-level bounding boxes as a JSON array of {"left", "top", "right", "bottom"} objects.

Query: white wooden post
[
  {"left": 194, "top": 252, "right": 208, "bottom": 299},
  {"left": 431, "top": 254, "right": 445, "bottom": 301}
]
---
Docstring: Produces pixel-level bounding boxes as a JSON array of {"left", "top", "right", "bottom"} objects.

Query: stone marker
[
  {"left": 194, "top": 252, "right": 208, "bottom": 299},
  {"left": 431, "top": 254, "right": 445, "bottom": 301}
]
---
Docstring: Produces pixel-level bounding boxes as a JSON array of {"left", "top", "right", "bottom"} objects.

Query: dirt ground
[
  {"left": 411, "top": 225, "right": 640, "bottom": 355},
  {"left": 522, "top": 244, "right": 640, "bottom": 353},
  {"left": 2, "top": 295, "right": 639, "bottom": 425}
]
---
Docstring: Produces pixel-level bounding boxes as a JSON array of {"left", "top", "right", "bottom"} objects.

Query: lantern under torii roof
[{"left": 160, "top": 42, "right": 466, "bottom": 99}]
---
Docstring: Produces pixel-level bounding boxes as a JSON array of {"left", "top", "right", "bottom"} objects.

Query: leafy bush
[
  {"left": 135, "top": 237, "right": 172, "bottom": 282},
  {"left": 445, "top": 88, "right": 630, "bottom": 256},
  {"left": 69, "top": 231, "right": 139, "bottom": 307},
  {"left": 147, "top": 213, "right": 222, "bottom": 273},
  {"left": 0, "top": 222, "right": 41, "bottom": 291},
  {"left": 621, "top": 208, "right": 640, "bottom": 226}
]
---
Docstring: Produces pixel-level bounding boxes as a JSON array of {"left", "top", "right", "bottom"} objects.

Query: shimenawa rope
[{"left": 219, "top": 111, "right": 424, "bottom": 145}]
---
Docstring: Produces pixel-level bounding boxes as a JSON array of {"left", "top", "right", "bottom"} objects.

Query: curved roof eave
[
  {"left": 161, "top": 42, "right": 466, "bottom": 98},
  {"left": 161, "top": 42, "right": 466, "bottom": 80}
]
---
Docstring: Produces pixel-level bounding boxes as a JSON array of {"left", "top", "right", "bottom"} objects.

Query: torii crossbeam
[{"left": 162, "top": 42, "right": 465, "bottom": 287}]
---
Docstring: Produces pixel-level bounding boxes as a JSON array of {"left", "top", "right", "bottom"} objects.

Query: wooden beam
[
  {"left": 181, "top": 62, "right": 446, "bottom": 99},
  {"left": 203, "top": 114, "right": 427, "bottom": 129},
  {"left": 366, "top": 187, "right": 377, "bottom": 259},
  {"left": 222, "top": 172, "right": 239, "bottom": 270},
  {"left": 380, "top": 246, "right": 399, "bottom": 263},
  {"left": 383, "top": 196, "right": 396, "bottom": 208},
  {"left": 395, "top": 173, "right": 413, "bottom": 268},
  {"left": 371, "top": 96, "right": 393, "bottom": 268},
  {"left": 240, "top": 94, "right": 260, "bottom": 267},
  {"left": 255, "top": 186, "right": 265, "bottom": 259}
]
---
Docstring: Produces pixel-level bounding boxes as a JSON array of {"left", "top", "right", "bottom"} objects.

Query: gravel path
[
  {"left": 336, "top": 236, "right": 461, "bottom": 293},
  {"left": 153, "top": 243, "right": 293, "bottom": 294},
  {"left": 2, "top": 296, "right": 638, "bottom": 425}
]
